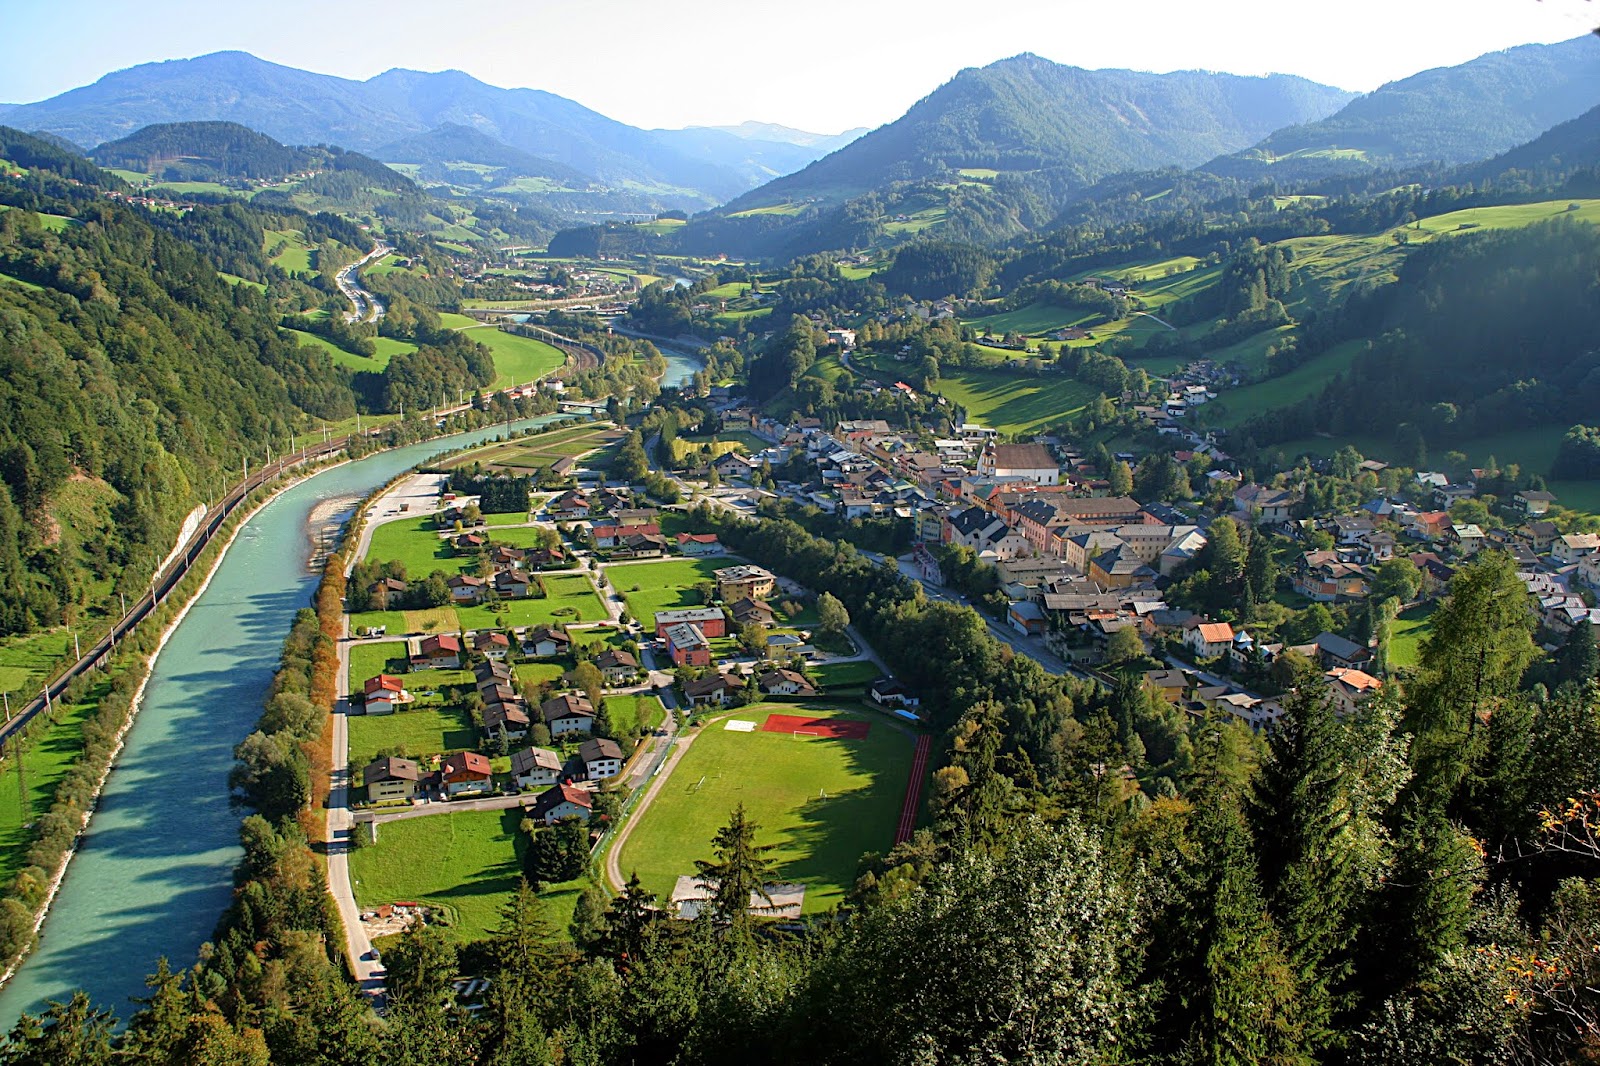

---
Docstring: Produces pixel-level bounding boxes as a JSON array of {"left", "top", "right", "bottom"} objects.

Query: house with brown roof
[
  {"left": 757, "top": 669, "right": 816, "bottom": 697},
  {"left": 594, "top": 649, "right": 639, "bottom": 685},
  {"left": 441, "top": 751, "right": 493, "bottom": 798},
  {"left": 446, "top": 574, "right": 486, "bottom": 604},
  {"left": 542, "top": 692, "right": 597, "bottom": 736},
  {"left": 580, "top": 737, "right": 625, "bottom": 780},
  {"left": 521, "top": 625, "right": 571, "bottom": 658},
  {"left": 473, "top": 631, "right": 512, "bottom": 660},
  {"left": 683, "top": 671, "right": 744, "bottom": 706},
  {"left": 511, "top": 747, "right": 563, "bottom": 791},
  {"left": 483, "top": 700, "right": 531, "bottom": 741},
  {"left": 364, "top": 756, "right": 420, "bottom": 804},
  {"left": 528, "top": 782, "right": 594, "bottom": 825},
  {"left": 729, "top": 598, "right": 776, "bottom": 628}
]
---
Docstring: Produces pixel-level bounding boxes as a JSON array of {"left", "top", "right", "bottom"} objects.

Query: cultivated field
[
  {"left": 439, "top": 423, "right": 621, "bottom": 474},
  {"left": 616, "top": 705, "right": 917, "bottom": 913}
]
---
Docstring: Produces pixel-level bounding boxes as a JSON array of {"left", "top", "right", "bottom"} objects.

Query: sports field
[{"left": 616, "top": 704, "right": 918, "bottom": 913}]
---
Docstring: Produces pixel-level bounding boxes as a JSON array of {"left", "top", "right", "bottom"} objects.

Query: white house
[
  {"left": 580, "top": 737, "right": 625, "bottom": 780},
  {"left": 511, "top": 747, "right": 563, "bottom": 791},
  {"left": 1185, "top": 621, "right": 1235, "bottom": 660}
]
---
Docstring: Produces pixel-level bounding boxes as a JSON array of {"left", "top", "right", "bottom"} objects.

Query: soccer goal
[{"left": 792, "top": 730, "right": 820, "bottom": 740}]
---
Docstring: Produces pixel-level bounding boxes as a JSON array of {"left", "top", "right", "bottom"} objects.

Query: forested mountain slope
[
  {"left": 1205, "top": 35, "right": 1600, "bottom": 180},
  {"left": 722, "top": 55, "right": 1354, "bottom": 212}
]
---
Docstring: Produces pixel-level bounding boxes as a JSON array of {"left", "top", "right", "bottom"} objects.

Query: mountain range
[
  {"left": 1204, "top": 35, "right": 1600, "bottom": 180},
  {"left": 5, "top": 36, "right": 1599, "bottom": 255},
  {"left": 720, "top": 58, "right": 1358, "bottom": 213},
  {"left": 0, "top": 51, "right": 862, "bottom": 210}
]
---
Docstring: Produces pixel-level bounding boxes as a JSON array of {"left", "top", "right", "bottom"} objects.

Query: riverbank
[
  {"left": 0, "top": 456, "right": 324, "bottom": 995},
  {"left": 0, "top": 415, "right": 581, "bottom": 1022}
]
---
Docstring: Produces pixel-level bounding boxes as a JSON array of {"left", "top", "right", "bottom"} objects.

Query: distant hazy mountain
[
  {"left": 648, "top": 126, "right": 838, "bottom": 187},
  {"left": 720, "top": 56, "right": 1354, "bottom": 213},
  {"left": 1205, "top": 36, "right": 1600, "bottom": 180},
  {"left": 0, "top": 51, "right": 812, "bottom": 207},
  {"left": 375, "top": 123, "right": 596, "bottom": 186},
  {"left": 699, "top": 121, "right": 870, "bottom": 153}
]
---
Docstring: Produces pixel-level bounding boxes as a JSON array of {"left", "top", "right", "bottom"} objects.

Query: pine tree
[
  {"left": 1163, "top": 724, "right": 1309, "bottom": 1065},
  {"left": 601, "top": 873, "right": 663, "bottom": 964},
  {"left": 1251, "top": 683, "right": 1409, "bottom": 1050},
  {"left": 1406, "top": 552, "right": 1537, "bottom": 811},
  {"left": 694, "top": 804, "right": 780, "bottom": 923}
]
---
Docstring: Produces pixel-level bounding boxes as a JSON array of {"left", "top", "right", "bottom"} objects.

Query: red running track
[{"left": 894, "top": 735, "right": 932, "bottom": 845}]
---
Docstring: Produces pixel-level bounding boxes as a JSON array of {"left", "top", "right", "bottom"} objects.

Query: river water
[{"left": 0, "top": 414, "right": 575, "bottom": 1025}]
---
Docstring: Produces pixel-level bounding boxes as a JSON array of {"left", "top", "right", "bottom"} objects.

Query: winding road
[{"left": 338, "top": 243, "right": 390, "bottom": 324}]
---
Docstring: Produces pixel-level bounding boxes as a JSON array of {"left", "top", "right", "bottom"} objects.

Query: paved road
[
  {"left": 327, "top": 636, "right": 384, "bottom": 994},
  {"left": 338, "top": 243, "right": 390, "bottom": 324}
]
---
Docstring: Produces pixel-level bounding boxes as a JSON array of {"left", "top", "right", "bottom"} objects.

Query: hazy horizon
[{"left": 1, "top": 0, "right": 1594, "bottom": 134}]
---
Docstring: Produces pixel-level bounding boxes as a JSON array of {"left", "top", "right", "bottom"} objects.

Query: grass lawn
[
  {"left": 925, "top": 364, "right": 1100, "bottom": 435},
  {"left": 365, "top": 516, "right": 465, "bottom": 576},
  {"left": 348, "top": 704, "right": 478, "bottom": 768},
  {"left": 349, "top": 641, "right": 410, "bottom": 687},
  {"left": 606, "top": 694, "right": 666, "bottom": 734},
  {"left": 515, "top": 662, "right": 567, "bottom": 688},
  {"left": 349, "top": 809, "right": 524, "bottom": 942},
  {"left": 0, "top": 682, "right": 108, "bottom": 883},
  {"left": 617, "top": 704, "right": 915, "bottom": 913},
  {"left": 613, "top": 558, "right": 730, "bottom": 625},
  {"left": 462, "top": 328, "right": 567, "bottom": 387},
  {"left": 1387, "top": 602, "right": 1438, "bottom": 670},
  {"left": 0, "top": 629, "right": 74, "bottom": 699},
  {"left": 284, "top": 329, "right": 419, "bottom": 373},
  {"left": 456, "top": 575, "right": 607, "bottom": 629},
  {"left": 485, "top": 513, "right": 533, "bottom": 527},
  {"left": 813, "top": 660, "right": 882, "bottom": 690}
]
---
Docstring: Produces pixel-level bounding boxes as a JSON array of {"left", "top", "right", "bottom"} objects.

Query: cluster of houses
[
  {"left": 1139, "top": 639, "right": 1386, "bottom": 732},
  {"left": 359, "top": 635, "right": 639, "bottom": 819},
  {"left": 547, "top": 488, "right": 675, "bottom": 559},
  {"left": 648, "top": 564, "right": 831, "bottom": 703}
]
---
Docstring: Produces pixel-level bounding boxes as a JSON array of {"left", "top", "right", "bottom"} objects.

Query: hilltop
[{"left": 1205, "top": 35, "right": 1600, "bottom": 180}]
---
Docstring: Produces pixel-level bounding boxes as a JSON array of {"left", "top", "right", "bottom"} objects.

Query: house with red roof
[
  {"left": 410, "top": 634, "right": 462, "bottom": 670},
  {"left": 441, "top": 751, "right": 493, "bottom": 798}
]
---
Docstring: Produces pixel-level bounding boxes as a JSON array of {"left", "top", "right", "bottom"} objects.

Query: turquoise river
[{"left": 0, "top": 414, "right": 576, "bottom": 1025}]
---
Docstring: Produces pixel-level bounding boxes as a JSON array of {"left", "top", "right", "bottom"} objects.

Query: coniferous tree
[
  {"left": 694, "top": 804, "right": 780, "bottom": 923},
  {"left": 1162, "top": 724, "right": 1309, "bottom": 1065},
  {"left": 1251, "top": 682, "right": 1409, "bottom": 1051}
]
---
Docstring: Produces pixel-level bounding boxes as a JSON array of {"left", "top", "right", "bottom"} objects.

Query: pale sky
[{"left": 1, "top": 0, "right": 1594, "bottom": 132}]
